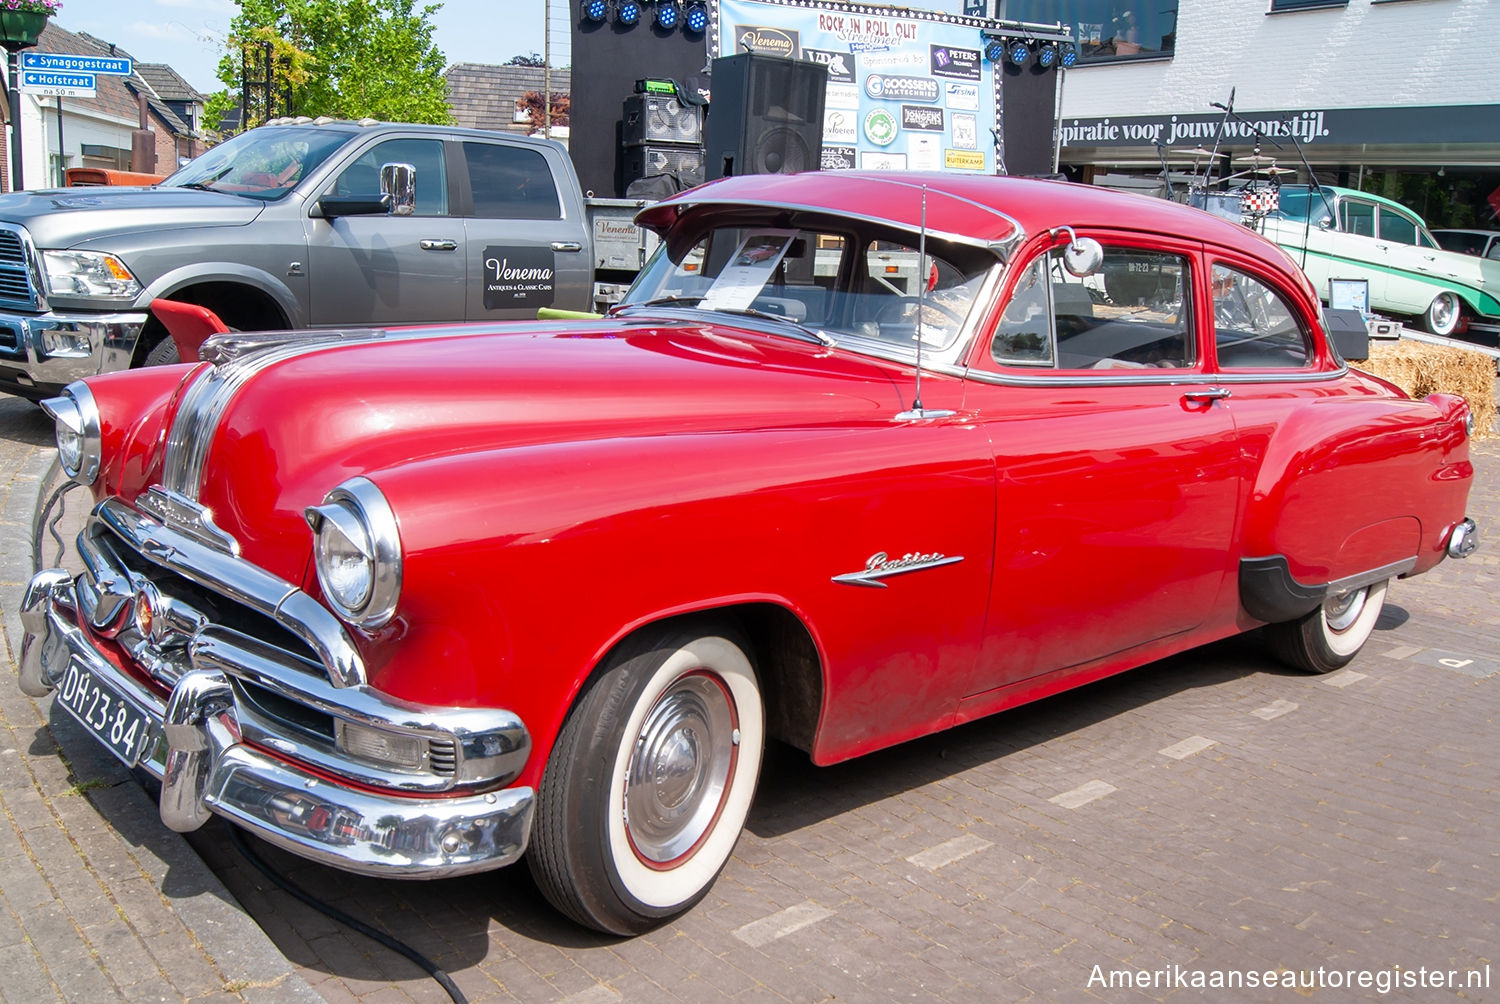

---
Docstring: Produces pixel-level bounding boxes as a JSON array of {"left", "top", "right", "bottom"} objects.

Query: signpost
[{"left": 9, "top": 51, "right": 133, "bottom": 189}]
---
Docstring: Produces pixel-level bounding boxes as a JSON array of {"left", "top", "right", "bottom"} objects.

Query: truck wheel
[
  {"left": 528, "top": 623, "right": 763, "bottom": 935},
  {"left": 1421, "top": 292, "right": 1463, "bottom": 337},
  {"left": 1265, "top": 580, "right": 1387, "bottom": 674},
  {"left": 141, "top": 335, "right": 181, "bottom": 367}
]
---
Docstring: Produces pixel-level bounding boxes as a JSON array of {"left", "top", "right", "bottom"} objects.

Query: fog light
[
  {"left": 41, "top": 327, "right": 92, "bottom": 357},
  {"left": 335, "top": 721, "right": 427, "bottom": 771}
]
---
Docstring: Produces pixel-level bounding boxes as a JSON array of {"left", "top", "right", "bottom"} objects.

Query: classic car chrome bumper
[
  {"left": 0, "top": 308, "right": 149, "bottom": 398},
  {"left": 20, "top": 571, "right": 535, "bottom": 878}
]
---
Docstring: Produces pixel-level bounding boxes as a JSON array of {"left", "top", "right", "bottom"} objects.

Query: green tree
[{"left": 218, "top": 0, "right": 453, "bottom": 128}]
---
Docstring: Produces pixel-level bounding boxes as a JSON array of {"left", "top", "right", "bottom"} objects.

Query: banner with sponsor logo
[{"left": 716, "top": 0, "right": 998, "bottom": 174}]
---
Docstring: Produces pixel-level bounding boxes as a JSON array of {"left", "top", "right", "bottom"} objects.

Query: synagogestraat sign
[{"left": 1059, "top": 104, "right": 1500, "bottom": 149}]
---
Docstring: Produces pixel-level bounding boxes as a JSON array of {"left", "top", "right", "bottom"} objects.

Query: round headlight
[
  {"left": 305, "top": 478, "right": 402, "bottom": 629},
  {"left": 40, "top": 382, "right": 101, "bottom": 485}
]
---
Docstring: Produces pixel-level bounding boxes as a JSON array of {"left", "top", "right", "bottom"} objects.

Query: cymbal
[
  {"left": 1235, "top": 154, "right": 1277, "bottom": 165},
  {"left": 1177, "top": 146, "right": 1218, "bottom": 157},
  {"left": 1263, "top": 166, "right": 1297, "bottom": 175}
]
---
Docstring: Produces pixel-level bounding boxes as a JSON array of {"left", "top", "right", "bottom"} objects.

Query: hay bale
[{"left": 1350, "top": 340, "right": 1497, "bottom": 440}]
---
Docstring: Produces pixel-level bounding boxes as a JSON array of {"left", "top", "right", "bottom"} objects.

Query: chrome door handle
[
  {"left": 1183, "top": 387, "right": 1232, "bottom": 405},
  {"left": 551, "top": 241, "right": 584, "bottom": 252},
  {"left": 420, "top": 239, "right": 458, "bottom": 251}
]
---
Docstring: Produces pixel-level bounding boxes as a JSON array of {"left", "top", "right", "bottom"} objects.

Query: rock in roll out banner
[{"left": 713, "top": 0, "right": 1000, "bottom": 175}]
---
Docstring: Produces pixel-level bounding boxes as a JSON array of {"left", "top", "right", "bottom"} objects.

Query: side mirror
[
  {"left": 1317, "top": 215, "right": 1333, "bottom": 231},
  {"left": 1062, "top": 237, "right": 1104, "bottom": 277},
  {"left": 381, "top": 162, "right": 416, "bottom": 216},
  {"left": 315, "top": 193, "right": 392, "bottom": 218}
]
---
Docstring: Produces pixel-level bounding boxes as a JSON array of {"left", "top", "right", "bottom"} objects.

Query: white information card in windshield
[{"left": 699, "top": 230, "right": 796, "bottom": 311}]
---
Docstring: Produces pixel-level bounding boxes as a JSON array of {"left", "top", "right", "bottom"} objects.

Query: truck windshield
[{"left": 161, "top": 126, "right": 353, "bottom": 201}]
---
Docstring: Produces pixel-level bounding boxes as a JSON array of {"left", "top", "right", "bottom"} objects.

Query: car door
[
  {"left": 305, "top": 135, "right": 466, "bottom": 326},
  {"left": 1327, "top": 196, "right": 1392, "bottom": 307},
  {"left": 958, "top": 235, "right": 1241, "bottom": 704},
  {"left": 457, "top": 139, "right": 592, "bottom": 319},
  {"left": 1376, "top": 208, "right": 1458, "bottom": 313}
]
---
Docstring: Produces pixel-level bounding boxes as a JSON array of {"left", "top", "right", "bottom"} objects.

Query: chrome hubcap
[
  {"left": 1324, "top": 587, "right": 1367, "bottom": 633},
  {"left": 625, "top": 673, "right": 736, "bottom": 865},
  {"left": 1431, "top": 295, "right": 1457, "bottom": 331}
]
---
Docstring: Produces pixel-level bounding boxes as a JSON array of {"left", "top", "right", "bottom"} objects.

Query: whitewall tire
[
  {"left": 1266, "top": 580, "right": 1388, "bottom": 674},
  {"left": 528, "top": 622, "right": 763, "bottom": 935},
  {"left": 1421, "top": 292, "right": 1463, "bottom": 337}
]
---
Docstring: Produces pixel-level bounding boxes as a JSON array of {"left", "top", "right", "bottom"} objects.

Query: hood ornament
[{"left": 833, "top": 550, "right": 964, "bottom": 588}]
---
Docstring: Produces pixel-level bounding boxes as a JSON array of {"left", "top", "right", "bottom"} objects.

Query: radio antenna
[{"left": 896, "top": 185, "right": 955, "bottom": 422}]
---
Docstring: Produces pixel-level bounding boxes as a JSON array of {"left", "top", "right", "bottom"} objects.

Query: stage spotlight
[
  {"left": 1007, "top": 39, "right": 1029, "bottom": 66},
  {"left": 1060, "top": 41, "right": 1078, "bottom": 67},
  {"left": 1036, "top": 43, "right": 1057, "bottom": 68},
  {"left": 581, "top": 0, "right": 607, "bottom": 22},
  {"left": 616, "top": 0, "right": 640, "bottom": 25},
  {"left": 655, "top": 0, "right": 679, "bottom": 29},
  {"left": 684, "top": 0, "right": 708, "bottom": 33},
  {"left": 984, "top": 38, "right": 1005, "bottom": 61}
]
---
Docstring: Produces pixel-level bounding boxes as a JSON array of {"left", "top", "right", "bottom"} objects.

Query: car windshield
[
  {"left": 619, "top": 221, "right": 995, "bottom": 355},
  {"left": 161, "top": 126, "right": 354, "bottom": 201},
  {"left": 1267, "top": 185, "right": 1338, "bottom": 227}
]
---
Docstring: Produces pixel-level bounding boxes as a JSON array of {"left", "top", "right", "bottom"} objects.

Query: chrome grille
[
  {"left": 427, "top": 738, "right": 458, "bottom": 777},
  {"left": 0, "top": 225, "right": 36, "bottom": 309}
]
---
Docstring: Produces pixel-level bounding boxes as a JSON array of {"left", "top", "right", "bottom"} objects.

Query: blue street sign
[
  {"left": 20, "top": 52, "right": 132, "bottom": 76},
  {"left": 21, "top": 70, "right": 97, "bottom": 91}
]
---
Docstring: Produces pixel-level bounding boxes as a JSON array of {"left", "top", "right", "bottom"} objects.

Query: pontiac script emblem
[{"left": 832, "top": 551, "right": 963, "bottom": 588}]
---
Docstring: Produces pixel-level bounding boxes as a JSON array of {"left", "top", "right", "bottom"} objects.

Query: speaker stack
[
  {"left": 621, "top": 91, "right": 706, "bottom": 197},
  {"left": 704, "top": 53, "right": 827, "bottom": 181}
]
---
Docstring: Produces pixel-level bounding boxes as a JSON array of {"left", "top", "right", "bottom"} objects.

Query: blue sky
[{"left": 47, "top": 0, "right": 966, "bottom": 97}]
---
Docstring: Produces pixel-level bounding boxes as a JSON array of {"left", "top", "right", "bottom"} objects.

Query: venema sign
[{"left": 716, "top": 0, "right": 998, "bottom": 175}]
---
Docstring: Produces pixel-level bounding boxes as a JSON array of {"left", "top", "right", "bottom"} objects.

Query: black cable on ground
[{"left": 222, "top": 820, "right": 469, "bottom": 1004}]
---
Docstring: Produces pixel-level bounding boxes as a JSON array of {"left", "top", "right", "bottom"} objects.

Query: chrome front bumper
[
  {"left": 19, "top": 571, "right": 535, "bottom": 878},
  {"left": 0, "top": 308, "right": 148, "bottom": 397}
]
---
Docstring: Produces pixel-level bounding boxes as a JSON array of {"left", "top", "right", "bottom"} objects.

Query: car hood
[
  {"left": 171, "top": 319, "right": 914, "bottom": 583},
  {"left": 0, "top": 186, "right": 263, "bottom": 247}
]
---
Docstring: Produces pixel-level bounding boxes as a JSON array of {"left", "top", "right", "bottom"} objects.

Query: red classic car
[{"left": 20, "top": 172, "right": 1479, "bottom": 935}]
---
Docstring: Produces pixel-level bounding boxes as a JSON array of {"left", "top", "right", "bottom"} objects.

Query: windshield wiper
[
  {"left": 713, "top": 307, "right": 834, "bottom": 346},
  {"left": 614, "top": 295, "right": 706, "bottom": 311},
  {"left": 174, "top": 182, "right": 219, "bottom": 192}
]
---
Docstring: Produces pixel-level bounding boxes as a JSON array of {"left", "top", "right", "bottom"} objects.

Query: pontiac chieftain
[{"left": 19, "top": 172, "right": 1479, "bottom": 934}]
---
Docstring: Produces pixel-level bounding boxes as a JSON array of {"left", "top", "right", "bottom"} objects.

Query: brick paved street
[{"left": 2, "top": 390, "right": 1496, "bottom": 1003}]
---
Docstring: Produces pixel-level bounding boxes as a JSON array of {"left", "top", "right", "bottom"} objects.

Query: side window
[
  {"left": 1379, "top": 210, "right": 1418, "bottom": 246},
  {"left": 334, "top": 139, "right": 448, "bottom": 216},
  {"left": 1341, "top": 200, "right": 1375, "bottom": 237},
  {"left": 991, "top": 246, "right": 1194, "bottom": 370},
  {"left": 1211, "top": 264, "right": 1312, "bottom": 369},
  {"left": 464, "top": 142, "right": 562, "bottom": 220}
]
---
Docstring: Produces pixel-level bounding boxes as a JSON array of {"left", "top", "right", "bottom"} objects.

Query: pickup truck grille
[{"left": 0, "top": 225, "right": 38, "bottom": 309}]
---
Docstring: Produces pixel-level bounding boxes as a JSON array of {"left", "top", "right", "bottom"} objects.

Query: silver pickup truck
[{"left": 0, "top": 120, "right": 597, "bottom": 400}]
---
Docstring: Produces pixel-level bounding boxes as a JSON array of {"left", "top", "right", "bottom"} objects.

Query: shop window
[
  {"left": 1269, "top": 0, "right": 1348, "bottom": 10},
  {"left": 1007, "top": 0, "right": 1177, "bottom": 64}
]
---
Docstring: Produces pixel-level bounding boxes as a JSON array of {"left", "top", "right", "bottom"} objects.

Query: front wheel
[
  {"left": 528, "top": 623, "right": 764, "bottom": 935},
  {"left": 1265, "top": 579, "right": 1388, "bottom": 674},
  {"left": 1421, "top": 291, "right": 1464, "bottom": 337}
]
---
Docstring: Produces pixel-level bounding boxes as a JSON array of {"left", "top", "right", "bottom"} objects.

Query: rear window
[{"left": 464, "top": 143, "right": 561, "bottom": 220}]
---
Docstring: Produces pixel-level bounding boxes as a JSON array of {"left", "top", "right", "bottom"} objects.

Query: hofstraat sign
[{"left": 1059, "top": 104, "right": 1500, "bottom": 149}]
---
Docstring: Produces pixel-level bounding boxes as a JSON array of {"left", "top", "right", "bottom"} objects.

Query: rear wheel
[
  {"left": 528, "top": 623, "right": 764, "bottom": 935},
  {"left": 1265, "top": 579, "right": 1388, "bottom": 674},
  {"left": 1421, "top": 291, "right": 1463, "bottom": 337}
]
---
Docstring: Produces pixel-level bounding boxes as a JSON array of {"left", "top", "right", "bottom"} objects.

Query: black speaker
[
  {"left": 623, "top": 143, "right": 706, "bottom": 195},
  {"left": 704, "top": 53, "right": 827, "bottom": 180},
  {"left": 622, "top": 93, "right": 704, "bottom": 146},
  {"left": 1323, "top": 307, "right": 1369, "bottom": 361}
]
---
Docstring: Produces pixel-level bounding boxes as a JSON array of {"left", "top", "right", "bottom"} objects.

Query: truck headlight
[
  {"left": 305, "top": 477, "right": 401, "bottom": 629},
  {"left": 42, "top": 250, "right": 142, "bottom": 300},
  {"left": 40, "top": 382, "right": 101, "bottom": 485}
]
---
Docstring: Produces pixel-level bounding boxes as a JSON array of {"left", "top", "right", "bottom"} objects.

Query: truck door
[
  {"left": 306, "top": 136, "right": 466, "bottom": 325},
  {"left": 457, "top": 140, "right": 593, "bottom": 318}
]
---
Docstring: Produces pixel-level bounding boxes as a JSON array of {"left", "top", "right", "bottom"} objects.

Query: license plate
[{"left": 55, "top": 662, "right": 153, "bottom": 767}]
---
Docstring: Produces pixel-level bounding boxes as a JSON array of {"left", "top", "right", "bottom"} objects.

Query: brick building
[{"left": 2, "top": 21, "right": 204, "bottom": 190}]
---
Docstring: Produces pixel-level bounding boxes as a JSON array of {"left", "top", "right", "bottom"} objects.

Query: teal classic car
[{"left": 1261, "top": 186, "right": 1500, "bottom": 342}]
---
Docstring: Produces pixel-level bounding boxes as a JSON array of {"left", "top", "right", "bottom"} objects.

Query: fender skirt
[{"left": 1239, "top": 555, "right": 1416, "bottom": 625}]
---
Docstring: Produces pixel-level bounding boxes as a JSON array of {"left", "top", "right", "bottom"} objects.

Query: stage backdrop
[{"left": 714, "top": 0, "right": 1000, "bottom": 175}]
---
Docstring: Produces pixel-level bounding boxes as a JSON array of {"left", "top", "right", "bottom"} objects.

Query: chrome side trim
[
  {"left": 962, "top": 365, "right": 1348, "bottom": 389},
  {"left": 1328, "top": 557, "right": 1417, "bottom": 594}
]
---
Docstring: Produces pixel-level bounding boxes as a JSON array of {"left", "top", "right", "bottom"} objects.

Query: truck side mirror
[
  {"left": 314, "top": 193, "right": 392, "bottom": 218},
  {"left": 381, "top": 162, "right": 416, "bottom": 216}
]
